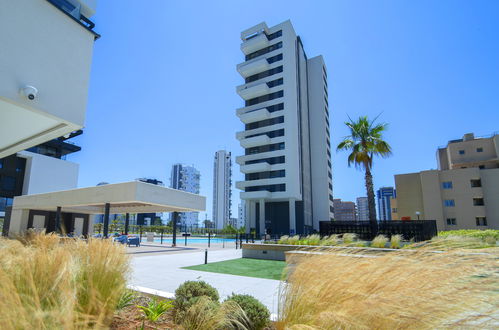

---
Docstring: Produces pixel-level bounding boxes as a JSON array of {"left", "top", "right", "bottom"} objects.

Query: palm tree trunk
[{"left": 364, "top": 167, "right": 378, "bottom": 235}]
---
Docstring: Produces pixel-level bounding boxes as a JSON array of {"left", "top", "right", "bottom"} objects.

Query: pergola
[{"left": 6, "top": 181, "right": 206, "bottom": 245}]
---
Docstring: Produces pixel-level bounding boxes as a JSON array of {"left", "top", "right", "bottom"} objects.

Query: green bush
[
  {"left": 438, "top": 229, "right": 499, "bottom": 241},
  {"left": 225, "top": 294, "right": 270, "bottom": 330},
  {"left": 371, "top": 235, "right": 388, "bottom": 248},
  {"left": 174, "top": 281, "right": 219, "bottom": 314},
  {"left": 390, "top": 234, "right": 403, "bottom": 249},
  {"left": 342, "top": 233, "right": 357, "bottom": 244}
]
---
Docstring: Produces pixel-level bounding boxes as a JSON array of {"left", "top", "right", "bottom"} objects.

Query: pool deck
[{"left": 129, "top": 248, "right": 281, "bottom": 316}]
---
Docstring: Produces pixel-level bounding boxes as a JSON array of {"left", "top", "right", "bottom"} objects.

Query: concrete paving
[{"left": 129, "top": 248, "right": 282, "bottom": 315}]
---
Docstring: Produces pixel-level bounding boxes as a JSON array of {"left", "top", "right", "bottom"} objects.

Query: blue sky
[{"left": 71, "top": 0, "right": 499, "bottom": 221}]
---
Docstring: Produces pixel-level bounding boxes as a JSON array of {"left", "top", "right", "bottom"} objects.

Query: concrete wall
[
  {"left": 19, "top": 151, "right": 79, "bottom": 195},
  {"left": 481, "top": 168, "right": 499, "bottom": 229}
]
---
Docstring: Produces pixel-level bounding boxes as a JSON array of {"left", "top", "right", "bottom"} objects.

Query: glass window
[
  {"left": 473, "top": 198, "right": 484, "bottom": 206},
  {"left": 476, "top": 147, "right": 483, "bottom": 152},
  {"left": 446, "top": 218, "right": 457, "bottom": 225},
  {"left": 442, "top": 181, "right": 453, "bottom": 189},
  {"left": 476, "top": 217, "right": 487, "bottom": 226},
  {"left": 444, "top": 200, "right": 455, "bottom": 207},
  {"left": 0, "top": 176, "right": 16, "bottom": 192},
  {"left": 479, "top": 165, "right": 485, "bottom": 169},
  {"left": 458, "top": 150, "right": 465, "bottom": 155},
  {"left": 470, "top": 179, "right": 482, "bottom": 188}
]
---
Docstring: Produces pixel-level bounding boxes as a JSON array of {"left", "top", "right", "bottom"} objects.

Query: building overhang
[{"left": 11, "top": 181, "right": 206, "bottom": 214}]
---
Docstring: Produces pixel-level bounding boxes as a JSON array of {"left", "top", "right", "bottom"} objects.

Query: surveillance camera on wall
[{"left": 21, "top": 85, "right": 38, "bottom": 100}]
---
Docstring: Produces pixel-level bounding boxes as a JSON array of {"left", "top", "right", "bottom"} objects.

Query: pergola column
[
  {"left": 103, "top": 203, "right": 110, "bottom": 238},
  {"left": 55, "top": 206, "right": 62, "bottom": 234},
  {"left": 172, "top": 211, "right": 178, "bottom": 247},
  {"left": 124, "top": 213, "right": 130, "bottom": 235}
]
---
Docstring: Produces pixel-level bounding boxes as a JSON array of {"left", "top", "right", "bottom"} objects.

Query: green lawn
[{"left": 182, "top": 258, "right": 287, "bottom": 280}]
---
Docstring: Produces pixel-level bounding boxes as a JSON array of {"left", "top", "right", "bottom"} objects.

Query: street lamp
[{"left": 415, "top": 211, "right": 421, "bottom": 220}]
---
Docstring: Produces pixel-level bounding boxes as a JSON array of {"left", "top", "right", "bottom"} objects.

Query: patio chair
[{"left": 127, "top": 236, "right": 140, "bottom": 247}]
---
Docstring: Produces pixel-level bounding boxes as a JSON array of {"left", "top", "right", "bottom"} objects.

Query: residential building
[
  {"left": 356, "top": 197, "right": 369, "bottom": 221},
  {"left": 235, "top": 20, "right": 333, "bottom": 236},
  {"left": 390, "top": 197, "right": 398, "bottom": 220},
  {"left": 0, "top": 135, "right": 81, "bottom": 222},
  {"left": 170, "top": 164, "right": 201, "bottom": 228},
  {"left": 136, "top": 178, "right": 164, "bottom": 226},
  {"left": 377, "top": 187, "right": 395, "bottom": 221},
  {"left": 395, "top": 133, "right": 499, "bottom": 230},
  {"left": 212, "top": 150, "right": 232, "bottom": 229},
  {"left": 238, "top": 203, "right": 246, "bottom": 229},
  {"left": 333, "top": 199, "right": 357, "bottom": 221},
  {"left": 0, "top": 0, "right": 99, "bottom": 158}
]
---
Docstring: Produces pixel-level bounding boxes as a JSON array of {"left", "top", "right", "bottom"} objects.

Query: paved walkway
[{"left": 129, "top": 249, "right": 282, "bottom": 315}]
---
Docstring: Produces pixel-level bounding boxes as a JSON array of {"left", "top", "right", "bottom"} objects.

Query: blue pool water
[{"left": 151, "top": 237, "right": 237, "bottom": 244}]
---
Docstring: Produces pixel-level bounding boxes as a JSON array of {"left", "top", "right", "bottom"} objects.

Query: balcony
[
  {"left": 236, "top": 81, "right": 270, "bottom": 100},
  {"left": 240, "top": 191, "right": 272, "bottom": 200},
  {"left": 240, "top": 162, "right": 271, "bottom": 173},
  {"left": 237, "top": 108, "right": 271, "bottom": 124},
  {"left": 237, "top": 57, "right": 269, "bottom": 78},
  {"left": 241, "top": 33, "right": 269, "bottom": 55},
  {"left": 239, "top": 134, "right": 270, "bottom": 148}
]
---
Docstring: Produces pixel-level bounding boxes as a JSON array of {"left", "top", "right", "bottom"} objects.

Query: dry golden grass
[
  {"left": 278, "top": 247, "right": 498, "bottom": 329},
  {"left": 0, "top": 232, "right": 129, "bottom": 329}
]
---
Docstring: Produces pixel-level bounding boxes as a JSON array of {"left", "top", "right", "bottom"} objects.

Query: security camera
[{"left": 21, "top": 85, "right": 38, "bottom": 100}]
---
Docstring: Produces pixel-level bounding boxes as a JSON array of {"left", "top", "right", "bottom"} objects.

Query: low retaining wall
[{"left": 242, "top": 243, "right": 399, "bottom": 261}]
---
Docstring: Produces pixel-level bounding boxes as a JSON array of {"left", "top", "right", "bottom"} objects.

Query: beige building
[{"left": 394, "top": 133, "right": 499, "bottom": 231}]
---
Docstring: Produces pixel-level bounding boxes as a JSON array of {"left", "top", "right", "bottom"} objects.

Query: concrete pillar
[
  {"left": 289, "top": 199, "right": 296, "bottom": 235},
  {"left": 172, "top": 212, "right": 178, "bottom": 247},
  {"left": 103, "top": 203, "right": 110, "bottom": 238},
  {"left": 259, "top": 199, "right": 265, "bottom": 236},
  {"left": 245, "top": 200, "right": 251, "bottom": 234},
  {"left": 55, "top": 206, "right": 62, "bottom": 234},
  {"left": 124, "top": 213, "right": 130, "bottom": 235},
  {"left": 7, "top": 209, "right": 29, "bottom": 236}
]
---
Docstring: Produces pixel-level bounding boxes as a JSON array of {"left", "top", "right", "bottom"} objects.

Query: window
[
  {"left": 245, "top": 183, "right": 285, "bottom": 192},
  {"left": 473, "top": 198, "right": 484, "bottom": 206},
  {"left": 470, "top": 179, "right": 482, "bottom": 188},
  {"left": 246, "top": 115, "right": 284, "bottom": 130},
  {"left": 245, "top": 128, "right": 284, "bottom": 139},
  {"left": 444, "top": 199, "right": 455, "bottom": 207},
  {"left": 266, "top": 77, "right": 283, "bottom": 88},
  {"left": 446, "top": 218, "right": 457, "bottom": 225},
  {"left": 267, "top": 53, "right": 283, "bottom": 64},
  {"left": 246, "top": 66, "right": 283, "bottom": 83},
  {"left": 458, "top": 150, "right": 465, "bottom": 155},
  {"left": 246, "top": 90, "right": 283, "bottom": 106},
  {"left": 442, "top": 181, "right": 453, "bottom": 189},
  {"left": 245, "top": 42, "right": 283, "bottom": 61},
  {"left": 245, "top": 142, "right": 284, "bottom": 155},
  {"left": 0, "top": 159, "right": 3, "bottom": 169},
  {"left": 246, "top": 170, "right": 285, "bottom": 181},
  {"left": 476, "top": 217, "right": 487, "bottom": 226},
  {"left": 245, "top": 156, "right": 285, "bottom": 165},
  {"left": 0, "top": 176, "right": 16, "bottom": 192},
  {"left": 392, "top": 208, "right": 398, "bottom": 213},
  {"left": 476, "top": 147, "right": 483, "bottom": 152},
  {"left": 479, "top": 165, "right": 485, "bottom": 169},
  {"left": 267, "top": 30, "right": 282, "bottom": 40}
]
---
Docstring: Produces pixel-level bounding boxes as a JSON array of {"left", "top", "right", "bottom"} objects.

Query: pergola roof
[{"left": 12, "top": 181, "right": 206, "bottom": 214}]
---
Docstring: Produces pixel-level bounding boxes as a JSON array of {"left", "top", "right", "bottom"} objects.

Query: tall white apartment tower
[
  {"left": 235, "top": 20, "right": 333, "bottom": 235},
  {"left": 212, "top": 150, "right": 232, "bottom": 229},
  {"left": 170, "top": 164, "right": 201, "bottom": 227}
]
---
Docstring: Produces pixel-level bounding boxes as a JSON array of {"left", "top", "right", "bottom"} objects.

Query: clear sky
[{"left": 70, "top": 0, "right": 499, "bottom": 221}]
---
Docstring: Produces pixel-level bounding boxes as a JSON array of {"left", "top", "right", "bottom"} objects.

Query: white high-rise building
[
  {"left": 238, "top": 203, "right": 246, "bottom": 229},
  {"left": 212, "top": 150, "right": 232, "bottom": 229},
  {"left": 356, "top": 197, "right": 369, "bottom": 221},
  {"left": 170, "top": 164, "right": 201, "bottom": 227},
  {"left": 235, "top": 20, "right": 333, "bottom": 235}
]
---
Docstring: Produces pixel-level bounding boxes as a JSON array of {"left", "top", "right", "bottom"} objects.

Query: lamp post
[{"left": 415, "top": 211, "right": 421, "bottom": 220}]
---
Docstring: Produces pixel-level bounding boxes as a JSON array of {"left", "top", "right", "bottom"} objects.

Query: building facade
[
  {"left": 235, "top": 20, "right": 333, "bottom": 236},
  {"left": 170, "top": 164, "right": 201, "bottom": 228},
  {"left": 333, "top": 199, "right": 357, "bottom": 221},
  {"left": 1, "top": 135, "right": 81, "bottom": 221},
  {"left": 212, "top": 150, "right": 232, "bottom": 229},
  {"left": 0, "top": 0, "right": 98, "bottom": 158},
  {"left": 377, "top": 187, "right": 395, "bottom": 221},
  {"left": 356, "top": 197, "right": 369, "bottom": 221},
  {"left": 237, "top": 202, "right": 246, "bottom": 229},
  {"left": 395, "top": 133, "right": 499, "bottom": 230}
]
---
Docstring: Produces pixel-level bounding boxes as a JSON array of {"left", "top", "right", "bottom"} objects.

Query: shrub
[
  {"left": 304, "top": 234, "right": 321, "bottom": 246},
  {"left": 116, "top": 290, "right": 136, "bottom": 310},
  {"left": 390, "top": 234, "right": 402, "bottom": 249},
  {"left": 0, "top": 232, "right": 129, "bottom": 328},
  {"left": 225, "top": 294, "right": 270, "bottom": 330},
  {"left": 320, "top": 234, "right": 340, "bottom": 246},
  {"left": 278, "top": 235, "right": 289, "bottom": 244},
  {"left": 287, "top": 235, "right": 300, "bottom": 245},
  {"left": 279, "top": 248, "right": 497, "bottom": 328},
  {"left": 174, "top": 281, "right": 219, "bottom": 314},
  {"left": 438, "top": 229, "right": 499, "bottom": 241},
  {"left": 180, "top": 296, "right": 249, "bottom": 330},
  {"left": 342, "top": 233, "right": 357, "bottom": 244},
  {"left": 137, "top": 299, "right": 174, "bottom": 322},
  {"left": 371, "top": 235, "right": 388, "bottom": 248}
]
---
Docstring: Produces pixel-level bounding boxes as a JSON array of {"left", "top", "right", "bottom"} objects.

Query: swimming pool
[{"left": 151, "top": 237, "right": 237, "bottom": 244}]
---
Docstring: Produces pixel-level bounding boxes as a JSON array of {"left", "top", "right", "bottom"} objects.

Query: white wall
[{"left": 19, "top": 151, "right": 79, "bottom": 195}]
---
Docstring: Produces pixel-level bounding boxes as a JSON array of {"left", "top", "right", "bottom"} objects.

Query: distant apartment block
[
  {"left": 238, "top": 203, "right": 246, "bottom": 229},
  {"left": 212, "top": 150, "right": 232, "bottom": 229},
  {"left": 377, "top": 187, "right": 395, "bottom": 220},
  {"left": 170, "top": 164, "right": 201, "bottom": 227},
  {"left": 356, "top": 197, "right": 369, "bottom": 221},
  {"left": 235, "top": 20, "right": 333, "bottom": 236},
  {"left": 395, "top": 133, "right": 499, "bottom": 230},
  {"left": 0, "top": 0, "right": 99, "bottom": 159},
  {"left": 333, "top": 199, "right": 356, "bottom": 221}
]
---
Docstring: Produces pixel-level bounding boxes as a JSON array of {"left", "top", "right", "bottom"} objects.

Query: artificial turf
[{"left": 182, "top": 258, "right": 287, "bottom": 280}]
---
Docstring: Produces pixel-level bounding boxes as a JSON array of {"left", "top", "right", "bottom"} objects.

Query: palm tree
[{"left": 337, "top": 116, "right": 392, "bottom": 226}]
